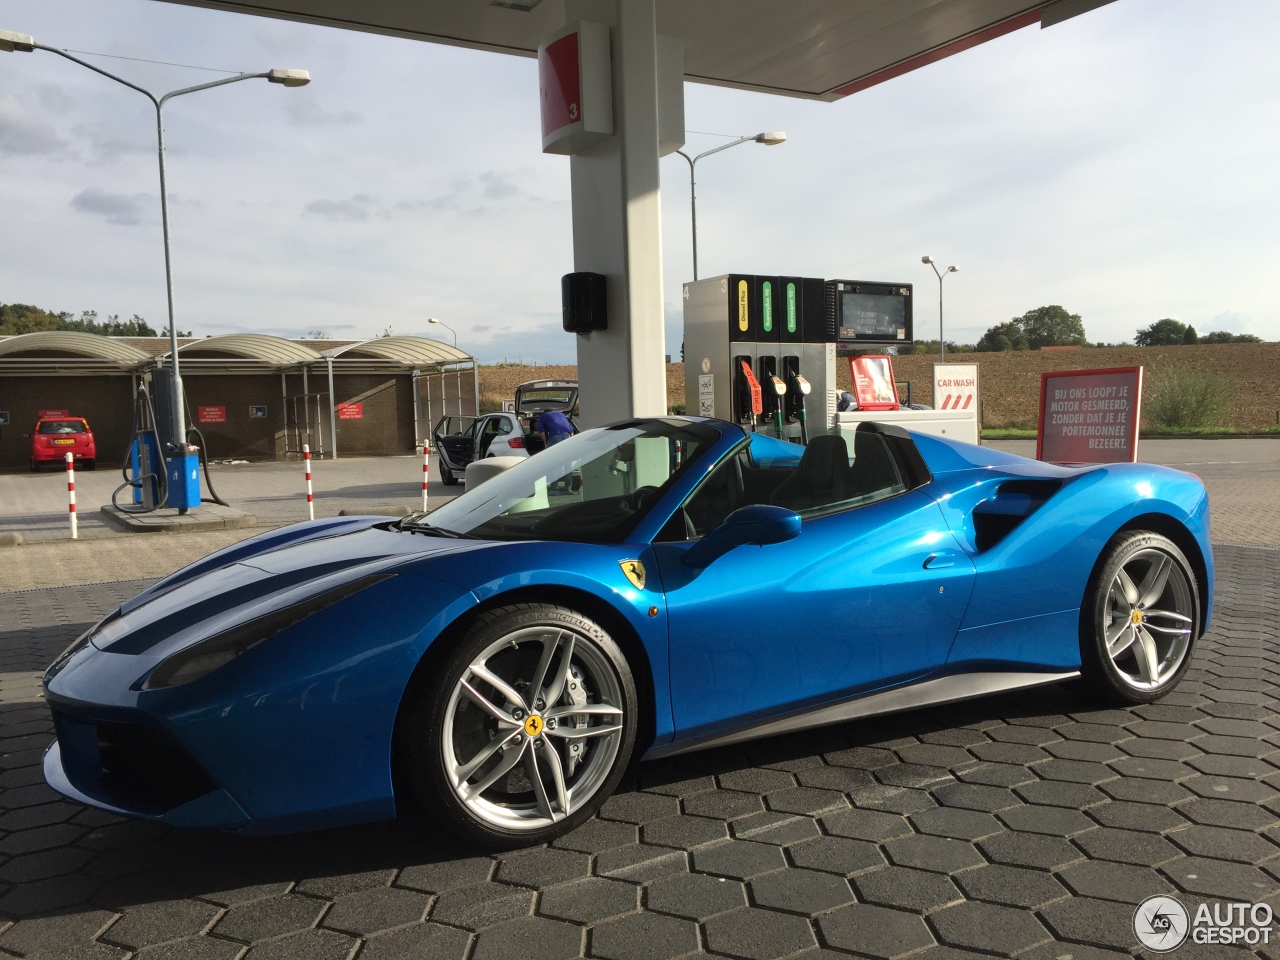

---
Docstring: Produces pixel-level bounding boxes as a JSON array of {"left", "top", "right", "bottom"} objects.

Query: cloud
[
  {"left": 36, "top": 85, "right": 77, "bottom": 115},
  {"left": 305, "top": 192, "right": 468, "bottom": 221},
  {"left": 70, "top": 188, "right": 154, "bottom": 226},
  {"left": 0, "top": 95, "right": 66, "bottom": 157},
  {"left": 304, "top": 194, "right": 380, "bottom": 221},
  {"left": 71, "top": 122, "right": 152, "bottom": 163},
  {"left": 478, "top": 171, "right": 519, "bottom": 199},
  {"left": 285, "top": 99, "right": 364, "bottom": 128},
  {"left": 1209, "top": 311, "right": 1250, "bottom": 333}
]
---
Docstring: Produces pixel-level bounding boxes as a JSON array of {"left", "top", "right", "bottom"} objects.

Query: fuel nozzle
[
  {"left": 768, "top": 375, "right": 786, "bottom": 435},
  {"left": 735, "top": 356, "right": 763, "bottom": 431},
  {"left": 782, "top": 355, "right": 811, "bottom": 445},
  {"left": 756, "top": 356, "right": 787, "bottom": 436}
]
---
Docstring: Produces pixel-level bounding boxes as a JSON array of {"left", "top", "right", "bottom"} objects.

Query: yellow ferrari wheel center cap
[
  {"left": 524, "top": 715, "right": 544, "bottom": 737},
  {"left": 1130, "top": 609, "right": 1143, "bottom": 625}
]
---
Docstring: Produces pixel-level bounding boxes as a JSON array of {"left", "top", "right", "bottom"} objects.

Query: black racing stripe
[{"left": 101, "top": 560, "right": 365, "bottom": 655}]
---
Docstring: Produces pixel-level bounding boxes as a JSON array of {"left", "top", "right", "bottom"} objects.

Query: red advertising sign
[
  {"left": 1037, "top": 367, "right": 1143, "bottom": 464},
  {"left": 538, "top": 21, "right": 611, "bottom": 155},
  {"left": 337, "top": 403, "right": 364, "bottom": 421},
  {"left": 38, "top": 409, "right": 70, "bottom": 418},
  {"left": 539, "top": 32, "right": 581, "bottom": 142},
  {"left": 197, "top": 406, "right": 226, "bottom": 424},
  {"left": 849, "top": 355, "right": 900, "bottom": 411}
]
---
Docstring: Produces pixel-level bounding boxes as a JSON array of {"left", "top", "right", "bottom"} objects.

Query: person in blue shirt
[{"left": 536, "top": 410, "right": 573, "bottom": 448}]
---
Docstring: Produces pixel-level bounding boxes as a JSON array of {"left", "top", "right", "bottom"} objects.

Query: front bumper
[{"left": 43, "top": 698, "right": 249, "bottom": 829}]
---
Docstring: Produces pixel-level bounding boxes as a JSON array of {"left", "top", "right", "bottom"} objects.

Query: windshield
[
  {"left": 421, "top": 419, "right": 718, "bottom": 543},
  {"left": 39, "top": 420, "right": 89, "bottom": 434}
]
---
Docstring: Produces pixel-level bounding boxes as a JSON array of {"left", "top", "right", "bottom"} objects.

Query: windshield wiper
[{"left": 392, "top": 517, "right": 476, "bottom": 539}]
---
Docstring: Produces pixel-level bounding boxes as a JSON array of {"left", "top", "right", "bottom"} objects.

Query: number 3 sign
[{"left": 538, "top": 21, "right": 613, "bottom": 155}]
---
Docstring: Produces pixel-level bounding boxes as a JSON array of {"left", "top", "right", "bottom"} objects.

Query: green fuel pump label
[
  {"left": 786, "top": 283, "right": 797, "bottom": 333},
  {"left": 761, "top": 281, "right": 773, "bottom": 332},
  {"left": 737, "top": 281, "right": 749, "bottom": 332}
]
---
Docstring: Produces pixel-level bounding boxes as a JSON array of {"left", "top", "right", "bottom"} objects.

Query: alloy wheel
[
  {"left": 1102, "top": 547, "right": 1195, "bottom": 691},
  {"left": 441, "top": 625, "right": 625, "bottom": 832}
]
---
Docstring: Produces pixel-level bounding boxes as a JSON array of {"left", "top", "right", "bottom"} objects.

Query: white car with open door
[{"left": 431, "top": 380, "right": 579, "bottom": 485}]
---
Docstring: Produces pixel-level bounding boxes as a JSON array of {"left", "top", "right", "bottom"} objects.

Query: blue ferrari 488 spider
[{"left": 43, "top": 417, "right": 1211, "bottom": 846}]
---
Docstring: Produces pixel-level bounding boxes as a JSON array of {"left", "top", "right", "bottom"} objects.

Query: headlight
[{"left": 143, "top": 573, "right": 392, "bottom": 690}]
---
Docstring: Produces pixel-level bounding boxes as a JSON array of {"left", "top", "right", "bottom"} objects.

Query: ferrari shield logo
[{"left": 620, "top": 559, "right": 646, "bottom": 590}]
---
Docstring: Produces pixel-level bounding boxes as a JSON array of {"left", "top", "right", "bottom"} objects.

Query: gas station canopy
[
  {"left": 159, "top": 0, "right": 1113, "bottom": 100},
  {"left": 157, "top": 0, "right": 1117, "bottom": 428}
]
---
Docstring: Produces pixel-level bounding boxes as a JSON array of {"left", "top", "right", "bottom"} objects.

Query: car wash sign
[
  {"left": 933, "top": 363, "right": 978, "bottom": 413},
  {"left": 1037, "top": 366, "right": 1142, "bottom": 464}
]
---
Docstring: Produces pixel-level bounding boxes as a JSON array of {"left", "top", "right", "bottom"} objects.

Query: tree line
[
  {"left": 0, "top": 303, "right": 190, "bottom": 338},
  {"left": 908, "top": 305, "right": 1263, "bottom": 354}
]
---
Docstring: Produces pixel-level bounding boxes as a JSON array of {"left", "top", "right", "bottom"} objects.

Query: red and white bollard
[
  {"left": 303, "top": 444, "right": 314, "bottom": 521},
  {"left": 422, "top": 442, "right": 430, "bottom": 512},
  {"left": 65, "top": 452, "right": 77, "bottom": 540}
]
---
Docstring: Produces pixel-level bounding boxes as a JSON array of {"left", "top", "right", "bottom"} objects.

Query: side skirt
[{"left": 645, "top": 670, "right": 1079, "bottom": 761}]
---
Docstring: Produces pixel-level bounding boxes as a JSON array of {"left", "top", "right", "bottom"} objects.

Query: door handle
[{"left": 923, "top": 551, "right": 957, "bottom": 569}]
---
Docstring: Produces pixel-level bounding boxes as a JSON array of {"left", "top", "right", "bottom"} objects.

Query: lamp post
[
  {"left": 675, "top": 132, "right": 786, "bottom": 281},
  {"left": 1, "top": 29, "right": 309, "bottom": 449},
  {"left": 426, "top": 317, "right": 457, "bottom": 348},
  {"left": 921, "top": 256, "right": 958, "bottom": 362}
]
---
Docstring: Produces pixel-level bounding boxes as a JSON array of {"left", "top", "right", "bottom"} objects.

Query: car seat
[
  {"left": 769, "top": 434, "right": 853, "bottom": 512},
  {"left": 848, "top": 428, "right": 905, "bottom": 499}
]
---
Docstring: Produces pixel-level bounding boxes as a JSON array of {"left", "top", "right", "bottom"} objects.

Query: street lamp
[
  {"left": 426, "top": 317, "right": 457, "bottom": 348},
  {"left": 921, "top": 256, "right": 958, "bottom": 362},
  {"left": 1, "top": 29, "right": 309, "bottom": 449},
  {"left": 675, "top": 132, "right": 786, "bottom": 281}
]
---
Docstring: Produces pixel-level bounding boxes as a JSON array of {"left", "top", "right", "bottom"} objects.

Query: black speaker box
[{"left": 562, "top": 272, "right": 608, "bottom": 333}]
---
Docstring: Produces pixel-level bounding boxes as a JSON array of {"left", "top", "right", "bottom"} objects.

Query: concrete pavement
[{"left": 0, "top": 547, "right": 1275, "bottom": 958}]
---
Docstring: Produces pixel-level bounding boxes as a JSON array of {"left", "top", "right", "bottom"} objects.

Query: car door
[
  {"left": 649, "top": 447, "right": 976, "bottom": 745},
  {"left": 432, "top": 416, "right": 477, "bottom": 470}
]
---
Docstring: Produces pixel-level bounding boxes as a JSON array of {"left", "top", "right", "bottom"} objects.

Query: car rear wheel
[
  {"left": 400, "top": 603, "right": 637, "bottom": 847},
  {"left": 83, "top": 459, "right": 96, "bottom": 471},
  {"left": 1082, "top": 531, "right": 1200, "bottom": 704},
  {"left": 440, "top": 462, "right": 457, "bottom": 486}
]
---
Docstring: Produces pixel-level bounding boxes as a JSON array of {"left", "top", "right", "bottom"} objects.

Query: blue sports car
[{"left": 43, "top": 418, "right": 1211, "bottom": 847}]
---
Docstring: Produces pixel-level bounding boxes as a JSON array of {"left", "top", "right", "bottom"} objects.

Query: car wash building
[{"left": 0, "top": 331, "right": 476, "bottom": 470}]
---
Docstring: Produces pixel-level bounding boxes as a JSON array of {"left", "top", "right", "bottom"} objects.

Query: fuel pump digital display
[
  {"left": 825, "top": 281, "right": 913, "bottom": 344},
  {"left": 841, "top": 292, "right": 906, "bottom": 339}
]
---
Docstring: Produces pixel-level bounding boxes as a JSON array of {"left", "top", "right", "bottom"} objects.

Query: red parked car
[{"left": 28, "top": 417, "right": 96, "bottom": 471}]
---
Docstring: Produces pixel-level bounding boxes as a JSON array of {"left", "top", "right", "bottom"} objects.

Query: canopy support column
[{"left": 566, "top": 0, "right": 667, "bottom": 426}]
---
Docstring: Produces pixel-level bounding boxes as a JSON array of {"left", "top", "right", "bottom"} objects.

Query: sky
[{"left": 1, "top": 0, "right": 1277, "bottom": 364}]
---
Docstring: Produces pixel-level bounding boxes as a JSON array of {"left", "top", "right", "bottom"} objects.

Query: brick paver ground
[{"left": 0, "top": 546, "right": 1275, "bottom": 958}]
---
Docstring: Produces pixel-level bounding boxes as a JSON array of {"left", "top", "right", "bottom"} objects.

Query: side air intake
[{"left": 972, "top": 480, "right": 1063, "bottom": 552}]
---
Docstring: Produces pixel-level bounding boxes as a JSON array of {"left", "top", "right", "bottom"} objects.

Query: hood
[{"left": 98, "top": 523, "right": 488, "bottom": 658}]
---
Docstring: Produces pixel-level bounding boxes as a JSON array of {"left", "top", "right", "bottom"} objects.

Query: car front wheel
[
  {"left": 400, "top": 603, "right": 638, "bottom": 847},
  {"left": 1082, "top": 531, "right": 1200, "bottom": 704},
  {"left": 440, "top": 462, "right": 457, "bottom": 486}
]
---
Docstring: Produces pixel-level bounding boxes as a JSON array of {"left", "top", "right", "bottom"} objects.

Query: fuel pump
[
  {"left": 734, "top": 357, "right": 762, "bottom": 431},
  {"left": 112, "top": 369, "right": 228, "bottom": 514},
  {"left": 782, "top": 355, "right": 812, "bottom": 445}
]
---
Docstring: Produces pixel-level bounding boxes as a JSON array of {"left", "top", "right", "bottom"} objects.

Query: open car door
[{"left": 431, "top": 415, "right": 477, "bottom": 483}]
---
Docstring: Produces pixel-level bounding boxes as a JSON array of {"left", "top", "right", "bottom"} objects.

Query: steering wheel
[{"left": 626, "top": 485, "right": 661, "bottom": 512}]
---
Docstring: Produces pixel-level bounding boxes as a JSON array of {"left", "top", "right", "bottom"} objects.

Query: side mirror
[{"left": 683, "top": 504, "right": 801, "bottom": 568}]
